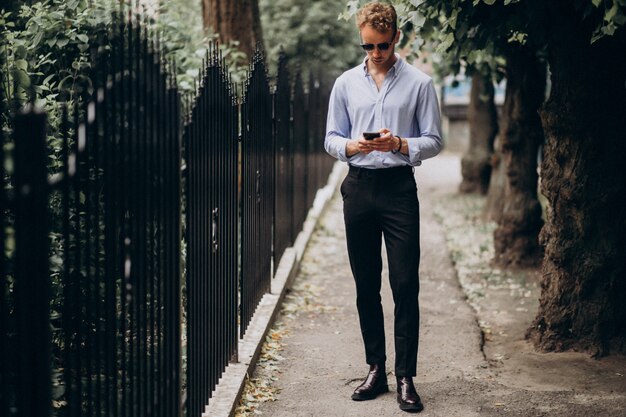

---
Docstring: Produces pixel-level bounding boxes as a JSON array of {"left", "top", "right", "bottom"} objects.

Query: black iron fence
[
  {"left": 0, "top": 15, "right": 334, "bottom": 417},
  {"left": 273, "top": 55, "right": 294, "bottom": 271},
  {"left": 183, "top": 46, "right": 239, "bottom": 417},
  {"left": 1, "top": 22, "right": 185, "bottom": 417},
  {"left": 240, "top": 50, "right": 274, "bottom": 338},
  {"left": 273, "top": 58, "right": 334, "bottom": 271}
]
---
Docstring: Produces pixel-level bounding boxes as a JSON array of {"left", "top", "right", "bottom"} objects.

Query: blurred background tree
[
  {"left": 202, "top": 0, "right": 264, "bottom": 58},
  {"left": 260, "top": 0, "right": 362, "bottom": 78}
]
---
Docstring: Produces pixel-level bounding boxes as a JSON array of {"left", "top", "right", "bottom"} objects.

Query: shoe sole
[
  {"left": 351, "top": 384, "right": 389, "bottom": 401},
  {"left": 397, "top": 394, "right": 424, "bottom": 412}
]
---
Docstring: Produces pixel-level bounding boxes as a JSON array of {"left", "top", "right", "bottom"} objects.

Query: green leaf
[
  {"left": 338, "top": 0, "right": 360, "bottom": 21},
  {"left": 32, "top": 30, "right": 44, "bottom": 48},
  {"left": 77, "top": 34, "right": 89, "bottom": 43},
  {"left": 42, "top": 74, "right": 55, "bottom": 85},
  {"left": 592, "top": 0, "right": 602, "bottom": 7},
  {"left": 58, "top": 75, "right": 74, "bottom": 90},
  {"left": 483, "top": 0, "right": 497, "bottom": 5},
  {"left": 57, "top": 38, "right": 69, "bottom": 47},
  {"left": 13, "top": 69, "right": 30, "bottom": 88},
  {"left": 15, "top": 45, "right": 27, "bottom": 59},
  {"left": 436, "top": 33, "right": 455, "bottom": 53},
  {"left": 14, "top": 59, "right": 28, "bottom": 71}
]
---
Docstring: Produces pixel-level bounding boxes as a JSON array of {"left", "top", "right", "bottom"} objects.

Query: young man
[{"left": 324, "top": 2, "right": 442, "bottom": 413}]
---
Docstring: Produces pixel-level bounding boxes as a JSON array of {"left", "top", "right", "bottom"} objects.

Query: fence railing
[
  {"left": 274, "top": 54, "right": 294, "bottom": 271},
  {"left": 240, "top": 49, "right": 274, "bottom": 339},
  {"left": 0, "top": 15, "right": 335, "bottom": 417},
  {"left": 183, "top": 46, "right": 239, "bottom": 417},
  {"left": 274, "top": 61, "right": 334, "bottom": 269}
]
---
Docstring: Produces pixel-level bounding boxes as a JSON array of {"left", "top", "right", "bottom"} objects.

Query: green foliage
[
  {"left": 587, "top": 0, "right": 626, "bottom": 42},
  {"left": 0, "top": 0, "right": 248, "bottom": 118},
  {"left": 2, "top": 0, "right": 115, "bottom": 107},
  {"left": 260, "top": 0, "right": 362, "bottom": 78},
  {"left": 341, "top": 0, "right": 626, "bottom": 81},
  {"left": 153, "top": 0, "right": 248, "bottom": 90}
]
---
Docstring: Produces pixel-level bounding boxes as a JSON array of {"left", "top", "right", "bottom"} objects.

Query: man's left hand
[{"left": 363, "top": 128, "right": 398, "bottom": 153}]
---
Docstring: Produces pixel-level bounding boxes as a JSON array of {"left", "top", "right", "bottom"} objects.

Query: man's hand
[
  {"left": 371, "top": 128, "right": 400, "bottom": 152},
  {"left": 345, "top": 129, "right": 400, "bottom": 157},
  {"left": 346, "top": 138, "right": 362, "bottom": 157}
]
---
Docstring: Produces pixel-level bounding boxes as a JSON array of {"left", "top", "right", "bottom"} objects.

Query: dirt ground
[{"left": 238, "top": 153, "right": 626, "bottom": 417}]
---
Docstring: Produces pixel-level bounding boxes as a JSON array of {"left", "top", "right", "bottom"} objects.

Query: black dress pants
[{"left": 340, "top": 164, "right": 420, "bottom": 377}]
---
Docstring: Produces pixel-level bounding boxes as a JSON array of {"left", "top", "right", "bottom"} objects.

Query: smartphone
[{"left": 363, "top": 132, "right": 381, "bottom": 140}]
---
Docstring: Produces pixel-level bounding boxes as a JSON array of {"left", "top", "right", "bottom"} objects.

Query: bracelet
[{"left": 392, "top": 136, "right": 402, "bottom": 153}]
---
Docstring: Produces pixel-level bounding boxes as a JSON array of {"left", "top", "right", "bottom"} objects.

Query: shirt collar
[{"left": 361, "top": 53, "right": 404, "bottom": 78}]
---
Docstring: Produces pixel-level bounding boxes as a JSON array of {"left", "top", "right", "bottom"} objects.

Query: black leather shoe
[
  {"left": 351, "top": 364, "right": 389, "bottom": 401},
  {"left": 396, "top": 377, "right": 424, "bottom": 412}
]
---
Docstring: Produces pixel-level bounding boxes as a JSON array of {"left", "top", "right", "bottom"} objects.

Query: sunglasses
[{"left": 360, "top": 35, "right": 396, "bottom": 51}]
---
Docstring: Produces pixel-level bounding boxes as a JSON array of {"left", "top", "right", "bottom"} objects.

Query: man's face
[{"left": 360, "top": 24, "right": 398, "bottom": 67}]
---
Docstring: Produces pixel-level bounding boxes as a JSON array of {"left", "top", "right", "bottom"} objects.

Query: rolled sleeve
[{"left": 406, "top": 80, "right": 443, "bottom": 165}]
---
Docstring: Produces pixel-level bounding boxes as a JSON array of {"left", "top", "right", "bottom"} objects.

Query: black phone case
[{"left": 363, "top": 132, "right": 380, "bottom": 140}]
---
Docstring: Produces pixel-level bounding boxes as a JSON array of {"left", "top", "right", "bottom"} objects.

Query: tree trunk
[
  {"left": 459, "top": 72, "right": 498, "bottom": 194},
  {"left": 493, "top": 46, "right": 545, "bottom": 267},
  {"left": 483, "top": 136, "right": 505, "bottom": 223},
  {"left": 202, "top": 0, "right": 264, "bottom": 58},
  {"left": 527, "top": 9, "right": 626, "bottom": 356}
]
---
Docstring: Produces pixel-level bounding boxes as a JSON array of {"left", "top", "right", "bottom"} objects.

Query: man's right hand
[{"left": 346, "top": 138, "right": 375, "bottom": 157}]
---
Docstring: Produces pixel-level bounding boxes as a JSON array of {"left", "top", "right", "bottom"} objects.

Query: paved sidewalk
[
  {"left": 254, "top": 155, "right": 490, "bottom": 416},
  {"left": 252, "top": 153, "right": 626, "bottom": 417}
]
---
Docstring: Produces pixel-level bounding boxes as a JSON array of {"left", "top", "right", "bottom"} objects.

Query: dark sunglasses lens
[{"left": 360, "top": 42, "right": 391, "bottom": 51}]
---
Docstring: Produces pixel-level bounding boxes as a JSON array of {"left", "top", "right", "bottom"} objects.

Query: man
[{"left": 324, "top": 2, "right": 442, "bottom": 413}]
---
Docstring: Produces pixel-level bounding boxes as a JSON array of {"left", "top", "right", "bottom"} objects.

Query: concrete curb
[{"left": 204, "top": 161, "right": 347, "bottom": 417}]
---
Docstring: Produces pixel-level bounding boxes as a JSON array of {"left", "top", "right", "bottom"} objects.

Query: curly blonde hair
[{"left": 356, "top": 2, "right": 397, "bottom": 34}]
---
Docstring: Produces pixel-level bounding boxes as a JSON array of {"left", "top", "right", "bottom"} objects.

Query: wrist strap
[{"left": 395, "top": 136, "right": 402, "bottom": 152}]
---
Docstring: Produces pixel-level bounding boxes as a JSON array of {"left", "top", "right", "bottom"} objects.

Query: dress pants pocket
[{"left": 340, "top": 175, "right": 352, "bottom": 200}]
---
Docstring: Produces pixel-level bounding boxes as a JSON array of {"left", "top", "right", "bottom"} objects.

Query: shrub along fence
[{"left": 0, "top": 17, "right": 333, "bottom": 417}]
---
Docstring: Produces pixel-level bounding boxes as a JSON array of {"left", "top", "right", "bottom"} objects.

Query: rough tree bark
[
  {"left": 202, "top": 0, "right": 264, "bottom": 58},
  {"left": 483, "top": 136, "right": 505, "bottom": 223},
  {"left": 459, "top": 72, "right": 498, "bottom": 194},
  {"left": 527, "top": 8, "right": 626, "bottom": 356},
  {"left": 493, "top": 46, "right": 545, "bottom": 267}
]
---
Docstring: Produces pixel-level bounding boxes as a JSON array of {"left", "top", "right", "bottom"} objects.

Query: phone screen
[{"left": 363, "top": 132, "right": 380, "bottom": 140}]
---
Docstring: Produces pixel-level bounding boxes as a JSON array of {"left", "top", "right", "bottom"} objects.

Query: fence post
[{"left": 13, "top": 108, "right": 51, "bottom": 417}]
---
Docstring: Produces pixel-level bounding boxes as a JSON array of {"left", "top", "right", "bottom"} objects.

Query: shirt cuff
[
  {"left": 405, "top": 137, "right": 422, "bottom": 166},
  {"left": 337, "top": 140, "right": 350, "bottom": 162},
  {"left": 329, "top": 136, "right": 353, "bottom": 162}
]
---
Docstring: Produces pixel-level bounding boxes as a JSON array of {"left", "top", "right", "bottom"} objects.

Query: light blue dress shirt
[{"left": 325, "top": 54, "right": 443, "bottom": 168}]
